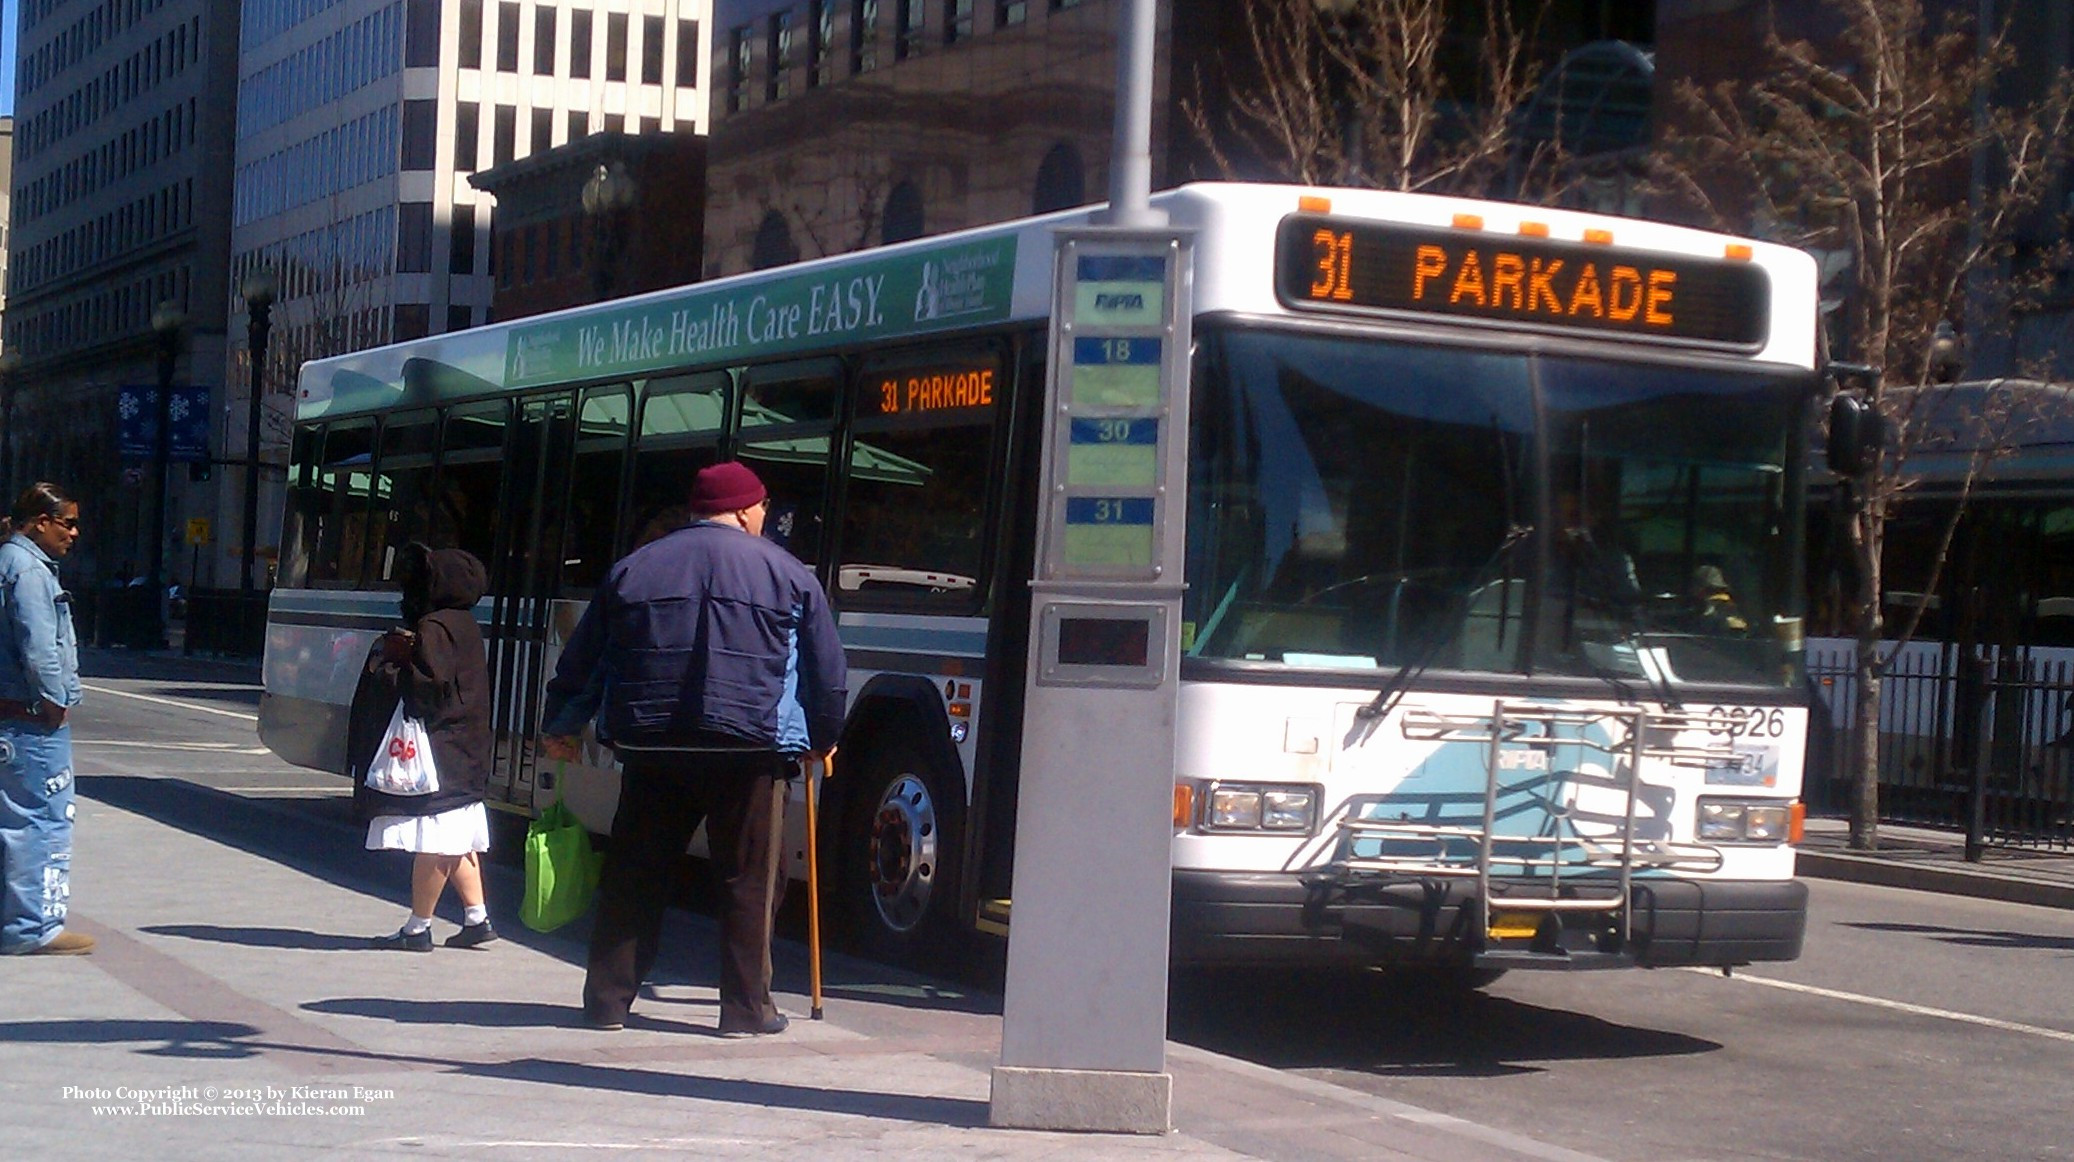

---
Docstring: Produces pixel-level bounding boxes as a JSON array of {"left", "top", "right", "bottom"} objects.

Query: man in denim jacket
[{"left": 0, "top": 482, "right": 89, "bottom": 956}]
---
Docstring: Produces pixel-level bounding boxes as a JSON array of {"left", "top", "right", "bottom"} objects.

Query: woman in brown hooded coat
[{"left": 355, "top": 543, "right": 497, "bottom": 951}]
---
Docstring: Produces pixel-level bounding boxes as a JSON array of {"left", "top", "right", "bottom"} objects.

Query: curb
[{"left": 1795, "top": 851, "right": 2074, "bottom": 911}]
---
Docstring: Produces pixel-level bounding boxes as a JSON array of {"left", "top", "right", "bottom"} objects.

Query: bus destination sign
[
  {"left": 1275, "top": 215, "right": 1770, "bottom": 347},
  {"left": 867, "top": 361, "right": 997, "bottom": 418}
]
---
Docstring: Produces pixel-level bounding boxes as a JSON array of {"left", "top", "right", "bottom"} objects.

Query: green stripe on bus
[{"left": 504, "top": 236, "right": 1020, "bottom": 387}]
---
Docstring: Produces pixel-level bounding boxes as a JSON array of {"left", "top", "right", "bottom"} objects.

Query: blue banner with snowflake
[{"left": 117, "top": 386, "right": 211, "bottom": 462}]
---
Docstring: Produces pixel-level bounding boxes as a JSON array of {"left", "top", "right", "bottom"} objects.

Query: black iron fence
[{"left": 1807, "top": 646, "right": 2074, "bottom": 855}]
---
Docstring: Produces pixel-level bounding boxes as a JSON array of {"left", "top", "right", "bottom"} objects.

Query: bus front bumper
[{"left": 1170, "top": 869, "right": 1808, "bottom": 968}]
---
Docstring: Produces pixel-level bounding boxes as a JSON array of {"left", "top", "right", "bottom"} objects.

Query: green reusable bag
[{"left": 520, "top": 795, "right": 602, "bottom": 933}]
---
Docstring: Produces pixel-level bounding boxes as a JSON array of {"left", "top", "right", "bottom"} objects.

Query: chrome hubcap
[{"left": 866, "top": 774, "right": 938, "bottom": 933}]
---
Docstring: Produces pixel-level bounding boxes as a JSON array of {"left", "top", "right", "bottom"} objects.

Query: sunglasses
[{"left": 43, "top": 516, "right": 80, "bottom": 531}]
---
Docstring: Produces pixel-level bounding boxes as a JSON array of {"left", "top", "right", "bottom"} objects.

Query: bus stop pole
[{"left": 990, "top": 0, "right": 1181, "bottom": 1135}]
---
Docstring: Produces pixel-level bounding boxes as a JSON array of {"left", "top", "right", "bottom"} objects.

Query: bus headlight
[
  {"left": 1203, "top": 784, "right": 1318, "bottom": 833},
  {"left": 1697, "top": 798, "right": 1793, "bottom": 843}
]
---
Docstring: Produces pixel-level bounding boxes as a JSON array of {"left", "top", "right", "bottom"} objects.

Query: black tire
[{"left": 835, "top": 739, "right": 964, "bottom": 965}]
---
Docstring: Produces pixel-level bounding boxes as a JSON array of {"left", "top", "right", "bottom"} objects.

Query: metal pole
[
  {"left": 241, "top": 299, "right": 272, "bottom": 596},
  {"left": 147, "top": 329, "right": 177, "bottom": 649},
  {"left": 1098, "top": 0, "right": 1163, "bottom": 228}
]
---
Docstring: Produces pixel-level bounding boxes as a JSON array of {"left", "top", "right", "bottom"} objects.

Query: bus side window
[
  {"left": 739, "top": 359, "right": 843, "bottom": 566},
  {"left": 316, "top": 420, "right": 377, "bottom": 586},
  {"left": 631, "top": 373, "right": 728, "bottom": 549},
  {"left": 562, "top": 386, "right": 633, "bottom": 589},
  {"left": 374, "top": 410, "right": 440, "bottom": 583},
  {"left": 838, "top": 347, "right": 1003, "bottom": 612},
  {"left": 438, "top": 400, "right": 510, "bottom": 568},
  {"left": 280, "top": 424, "right": 326, "bottom": 589}
]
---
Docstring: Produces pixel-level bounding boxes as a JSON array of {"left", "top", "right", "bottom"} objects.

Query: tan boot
[{"left": 30, "top": 931, "right": 95, "bottom": 956}]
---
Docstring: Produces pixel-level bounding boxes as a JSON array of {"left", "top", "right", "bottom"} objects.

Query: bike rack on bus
[{"left": 1313, "top": 701, "right": 1737, "bottom": 969}]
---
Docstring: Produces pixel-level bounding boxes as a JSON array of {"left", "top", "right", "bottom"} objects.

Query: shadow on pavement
[
  {"left": 140, "top": 924, "right": 374, "bottom": 951},
  {"left": 1842, "top": 919, "right": 2074, "bottom": 951},
  {"left": 296, "top": 996, "right": 729, "bottom": 1035},
  {"left": 1167, "top": 967, "right": 1720, "bottom": 1078},
  {"left": 120, "top": 684, "right": 265, "bottom": 709},
  {"left": 0, "top": 1018, "right": 262, "bottom": 1058},
  {"left": 463, "top": 1057, "right": 991, "bottom": 1127}
]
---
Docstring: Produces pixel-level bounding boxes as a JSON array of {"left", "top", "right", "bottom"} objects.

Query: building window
[
  {"left": 494, "top": 105, "right": 516, "bottom": 165},
  {"left": 809, "top": 1, "right": 833, "bottom": 87},
  {"left": 454, "top": 103, "right": 479, "bottom": 170},
  {"left": 447, "top": 306, "right": 474, "bottom": 333},
  {"left": 1033, "top": 142, "right": 1085, "bottom": 213},
  {"left": 896, "top": 0, "right": 923, "bottom": 59},
  {"left": 678, "top": 19, "right": 701, "bottom": 86},
  {"left": 851, "top": 0, "right": 878, "bottom": 74},
  {"left": 752, "top": 211, "right": 798, "bottom": 270},
  {"left": 643, "top": 15, "right": 665, "bottom": 84},
  {"left": 405, "top": 0, "right": 442, "bottom": 67},
  {"left": 767, "top": 13, "right": 793, "bottom": 101},
  {"left": 945, "top": 0, "right": 972, "bottom": 44},
  {"left": 398, "top": 202, "right": 434, "bottom": 273},
  {"left": 997, "top": 0, "right": 1026, "bottom": 25},
  {"left": 567, "top": 109, "right": 588, "bottom": 141},
  {"left": 607, "top": 13, "right": 629, "bottom": 82},
  {"left": 458, "top": 0, "right": 483, "bottom": 69},
  {"left": 882, "top": 181, "right": 924, "bottom": 244},
  {"left": 532, "top": 107, "right": 553, "bottom": 154},
  {"left": 395, "top": 303, "right": 430, "bottom": 341},
  {"left": 451, "top": 205, "right": 476, "bottom": 274},
  {"left": 728, "top": 25, "right": 752, "bottom": 112},
  {"left": 535, "top": 7, "right": 557, "bottom": 74},
  {"left": 401, "top": 99, "right": 438, "bottom": 170},
  {"left": 497, "top": 2, "right": 520, "bottom": 71},
  {"left": 571, "top": 9, "right": 593, "bottom": 78}
]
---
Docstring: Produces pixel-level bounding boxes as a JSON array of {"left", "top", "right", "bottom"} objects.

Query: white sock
[
  {"left": 401, "top": 914, "right": 432, "bottom": 936},
  {"left": 463, "top": 905, "right": 488, "bottom": 926}
]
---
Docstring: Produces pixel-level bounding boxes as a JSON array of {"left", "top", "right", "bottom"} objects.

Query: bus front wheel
[{"left": 837, "top": 741, "right": 963, "bottom": 964}]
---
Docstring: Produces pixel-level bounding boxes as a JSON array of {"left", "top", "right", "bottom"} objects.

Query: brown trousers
[{"left": 582, "top": 750, "right": 787, "bottom": 1029}]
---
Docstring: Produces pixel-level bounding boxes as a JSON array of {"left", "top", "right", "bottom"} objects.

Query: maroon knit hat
[{"left": 689, "top": 461, "right": 768, "bottom": 515}]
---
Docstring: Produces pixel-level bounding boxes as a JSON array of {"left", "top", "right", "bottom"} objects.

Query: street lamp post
[
  {"left": 147, "top": 300, "right": 186, "bottom": 650},
  {"left": 581, "top": 160, "right": 636, "bottom": 302},
  {"left": 240, "top": 269, "right": 278, "bottom": 604},
  {"left": 0, "top": 351, "right": 21, "bottom": 501}
]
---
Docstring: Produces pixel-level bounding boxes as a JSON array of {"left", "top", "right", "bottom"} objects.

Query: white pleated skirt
[{"left": 365, "top": 801, "right": 490, "bottom": 856}]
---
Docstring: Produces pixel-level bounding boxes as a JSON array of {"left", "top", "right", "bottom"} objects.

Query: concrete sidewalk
[
  {"left": 5, "top": 774, "right": 1604, "bottom": 1162},
  {"left": 1796, "top": 816, "right": 2074, "bottom": 910}
]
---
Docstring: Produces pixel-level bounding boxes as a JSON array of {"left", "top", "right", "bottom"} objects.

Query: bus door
[{"left": 486, "top": 392, "right": 576, "bottom": 809}]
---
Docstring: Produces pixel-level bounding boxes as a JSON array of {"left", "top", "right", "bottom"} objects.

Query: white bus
[{"left": 261, "top": 182, "right": 1820, "bottom": 975}]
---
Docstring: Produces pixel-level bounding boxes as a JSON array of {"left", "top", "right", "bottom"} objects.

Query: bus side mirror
[{"left": 1826, "top": 393, "right": 1883, "bottom": 476}]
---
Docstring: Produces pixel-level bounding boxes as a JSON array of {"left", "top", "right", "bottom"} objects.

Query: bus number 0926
[{"left": 1707, "top": 706, "right": 1786, "bottom": 738}]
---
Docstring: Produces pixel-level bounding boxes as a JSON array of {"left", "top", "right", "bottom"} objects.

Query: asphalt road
[{"left": 66, "top": 653, "right": 2074, "bottom": 1162}]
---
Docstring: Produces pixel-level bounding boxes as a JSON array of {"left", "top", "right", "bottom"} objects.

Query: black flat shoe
[
  {"left": 445, "top": 920, "right": 499, "bottom": 949},
  {"left": 370, "top": 929, "right": 433, "bottom": 952},
  {"left": 718, "top": 1011, "right": 789, "bottom": 1038}
]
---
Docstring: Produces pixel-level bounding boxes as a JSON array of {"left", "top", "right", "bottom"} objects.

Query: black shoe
[
  {"left": 718, "top": 1011, "right": 790, "bottom": 1038},
  {"left": 445, "top": 920, "right": 499, "bottom": 949},
  {"left": 370, "top": 928, "right": 433, "bottom": 952}
]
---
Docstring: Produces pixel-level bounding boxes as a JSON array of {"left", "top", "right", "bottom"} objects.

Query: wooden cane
[{"left": 805, "top": 751, "right": 829, "bottom": 1020}]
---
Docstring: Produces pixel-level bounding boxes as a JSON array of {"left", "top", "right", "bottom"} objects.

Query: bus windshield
[{"left": 1186, "top": 326, "right": 1809, "bottom": 689}]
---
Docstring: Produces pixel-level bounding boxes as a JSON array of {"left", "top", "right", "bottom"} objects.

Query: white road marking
[
  {"left": 81, "top": 682, "right": 260, "bottom": 723},
  {"left": 1689, "top": 967, "right": 2074, "bottom": 1044},
  {"left": 74, "top": 740, "right": 270, "bottom": 754}
]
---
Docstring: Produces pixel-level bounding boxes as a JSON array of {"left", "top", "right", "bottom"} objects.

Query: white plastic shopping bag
[{"left": 363, "top": 702, "right": 441, "bottom": 795}]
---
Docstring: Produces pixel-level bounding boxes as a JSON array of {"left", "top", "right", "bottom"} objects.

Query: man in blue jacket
[
  {"left": 0, "top": 483, "right": 91, "bottom": 956},
  {"left": 541, "top": 461, "right": 846, "bottom": 1036}
]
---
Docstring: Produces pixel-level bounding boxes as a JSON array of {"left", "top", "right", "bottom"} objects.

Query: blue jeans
[{"left": 0, "top": 721, "right": 74, "bottom": 953}]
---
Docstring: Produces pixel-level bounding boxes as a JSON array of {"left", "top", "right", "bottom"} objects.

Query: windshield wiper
[{"left": 1353, "top": 522, "right": 1535, "bottom": 722}]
